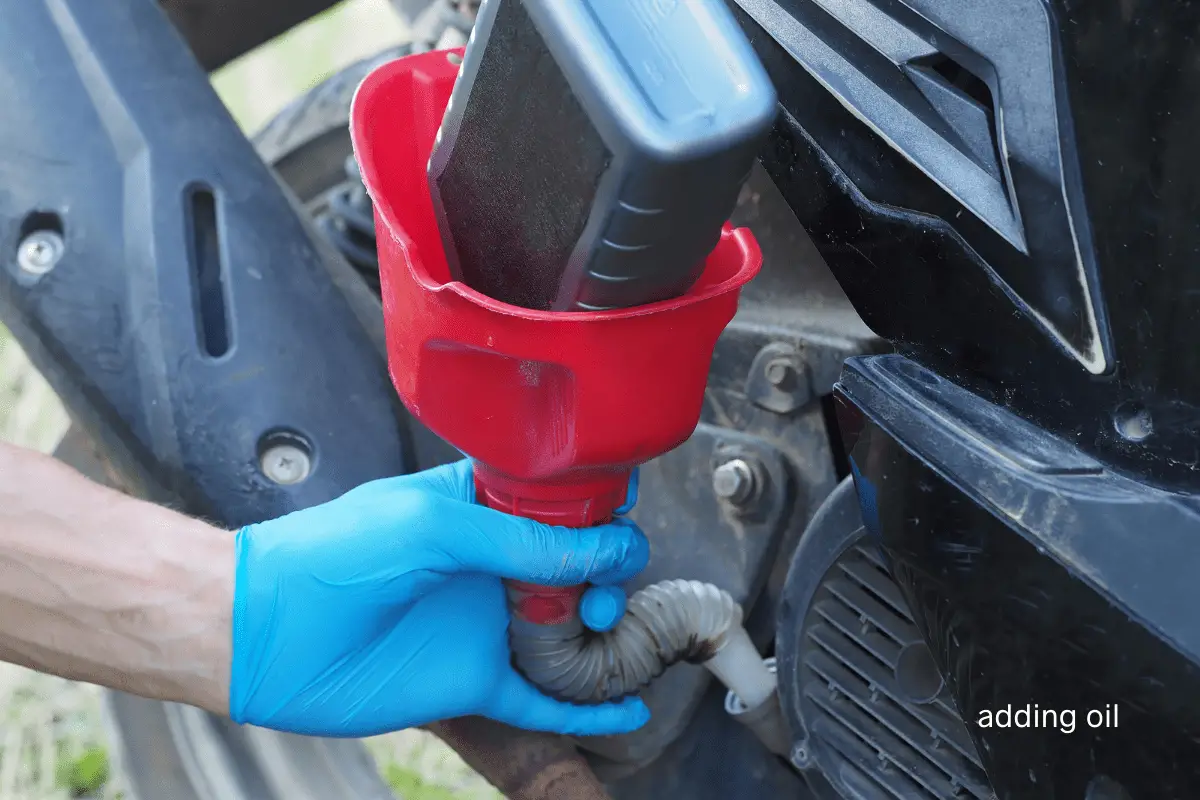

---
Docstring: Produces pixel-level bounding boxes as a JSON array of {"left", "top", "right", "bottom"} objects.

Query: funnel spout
[
  {"left": 476, "top": 463, "right": 777, "bottom": 711},
  {"left": 509, "top": 579, "right": 742, "bottom": 704}
]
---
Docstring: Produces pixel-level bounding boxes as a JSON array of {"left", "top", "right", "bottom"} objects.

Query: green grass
[
  {"left": 56, "top": 746, "right": 110, "bottom": 798},
  {"left": 383, "top": 763, "right": 465, "bottom": 800},
  {"left": 365, "top": 733, "right": 502, "bottom": 800},
  {"left": 0, "top": 326, "right": 70, "bottom": 453},
  {"left": 0, "top": 669, "right": 125, "bottom": 799}
]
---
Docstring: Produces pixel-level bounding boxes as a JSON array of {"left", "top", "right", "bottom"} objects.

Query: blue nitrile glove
[{"left": 229, "top": 459, "right": 650, "bottom": 739}]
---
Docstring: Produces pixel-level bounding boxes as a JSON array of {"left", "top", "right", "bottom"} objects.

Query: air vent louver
[{"left": 800, "top": 545, "right": 991, "bottom": 799}]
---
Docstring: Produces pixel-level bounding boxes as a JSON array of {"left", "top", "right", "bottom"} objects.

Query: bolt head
[
  {"left": 789, "top": 741, "right": 812, "bottom": 770},
  {"left": 765, "top": 358, "right": 795, "bottom": 388},
  {"left": 260, "top": 444, "right": 312, "bottom": 485},
  {"left": 17, "top": 231, "right": 65, "bottom": 276},
  {"left": 713, "top": 458, "right": 756, "bottom": 505}
]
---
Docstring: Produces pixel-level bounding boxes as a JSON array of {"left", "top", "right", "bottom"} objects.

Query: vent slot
[
  {"left": 799, "top": 545, "right": 991, "bottom": 799},
  {"left": 903, "top": 53, "right": 1004, "bottom": 185},
  {"left": 185, "top": 185, "right": 232, "bottom": 359},
  {"left": 919, "top": 53, "right": 993, "bottom": 110}
]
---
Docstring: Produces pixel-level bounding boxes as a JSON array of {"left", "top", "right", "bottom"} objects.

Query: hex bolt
[
  {"left": 764, "top": 357, "right": 796, "bottom": 389},
  {"left": 713, "top": 458, "right": 757, "bottom": 506},
  {"left": 16, "top": 230, "right": 65, "bottom": 276},
  {"left": 260, "top": 442, "right": 312, "bottom": 485}
]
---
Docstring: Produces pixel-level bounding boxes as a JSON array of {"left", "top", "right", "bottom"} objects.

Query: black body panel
[
  {"left": 0, "top": 0, "right": 411, "bottom": 524},
  {"left": 725, "top": 0, "right": 1200, "bottom": 796},
  {"left": 727, "top": 0, "right": 1200, "bottom": 489},
  {"left": 836, "top": 356, "right": 1200, "bottom": 798}
]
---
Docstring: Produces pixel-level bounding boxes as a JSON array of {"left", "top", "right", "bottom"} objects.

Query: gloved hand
[{"left": 229, "top": 459, "right": 650, "bottom": 739}]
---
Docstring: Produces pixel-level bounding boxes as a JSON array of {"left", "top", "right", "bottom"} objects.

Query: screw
[
  {"left": 1114, "top": 402, "right": 1153, "bottom": 442},
  {"left": 17, "top": 230, "right": 65, "bottom": 276},
  {"left": 765, "top": 357, "right": 796, "bottom": 389},
  {"left": 260, "top": 443, "right": 312, "bottom": 485},
  {"left": 713, "top": 458, "right": 757, "bottom": 505},
  {"left": 789, "top": 740, "right": 812, "bottom": 770}
]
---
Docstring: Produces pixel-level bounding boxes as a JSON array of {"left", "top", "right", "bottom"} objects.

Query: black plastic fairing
[
  {"left": 726, "top": 0, "right": 1200, "bottom": 795},
  {"left": 835, "top": 355, "right": 1200, "bottom": 798},
  {"left": 0, "top": 0, "right": 411, "bottom": 523},
  {"left": 727, "top": 0, "right": 1200, "bottom": 488}
]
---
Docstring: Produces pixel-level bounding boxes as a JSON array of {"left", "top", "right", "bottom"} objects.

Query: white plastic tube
[{"left": 704, "top": 623, "right": 777, "bottom": 709}]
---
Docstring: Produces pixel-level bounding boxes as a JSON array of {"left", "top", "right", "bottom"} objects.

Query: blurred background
[{"left": 0, "top": 1, "right": 498, "bottom": 797}]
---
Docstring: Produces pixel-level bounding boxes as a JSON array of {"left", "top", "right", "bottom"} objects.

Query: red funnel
[{"left": 350, "top": 49, "right": 761, "bottom": 625}]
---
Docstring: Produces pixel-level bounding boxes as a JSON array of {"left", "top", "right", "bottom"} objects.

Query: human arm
[
  {"left": 0, "top": 440, "right": 233, "bottom": 714},
  {"left": 0, "top": 442, "right": 649, "bottom": 736}
]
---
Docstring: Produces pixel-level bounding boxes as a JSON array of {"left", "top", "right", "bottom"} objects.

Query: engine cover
[{"left": 778, "top": 477, "right": 989, "bottom": 799}]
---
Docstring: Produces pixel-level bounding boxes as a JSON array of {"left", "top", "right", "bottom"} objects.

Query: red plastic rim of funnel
[{"left": 349, "top": 49, "right": 762, "bottom": 497}]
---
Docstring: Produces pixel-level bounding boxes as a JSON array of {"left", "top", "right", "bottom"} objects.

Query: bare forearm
[{"left": 0, "top": 441, "right": 232, "bottom": 714}]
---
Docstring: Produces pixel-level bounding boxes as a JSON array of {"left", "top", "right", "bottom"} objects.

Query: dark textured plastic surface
[
  {"left": 727, "top": 0, "right": 1200, "bottom": 488},
  {"left": 837, "top": 355, "right": 1200, "bottom": 798},
  {"left": 0, "top": 0, "right": 410, "bottom": 524},
  {"left": 429, "top": 0, "right": 777, "bottom": 311},
  {"left": 433, "top": 0, "right": 610, "bottom": 311},
  {"left": 725, "top": 1, "right": 1200, "bottom": 795}
]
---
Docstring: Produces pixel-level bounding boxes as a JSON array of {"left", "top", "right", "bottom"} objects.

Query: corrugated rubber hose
[{"left": 508, "top": 579, "right": 742, "bottom": 704}]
